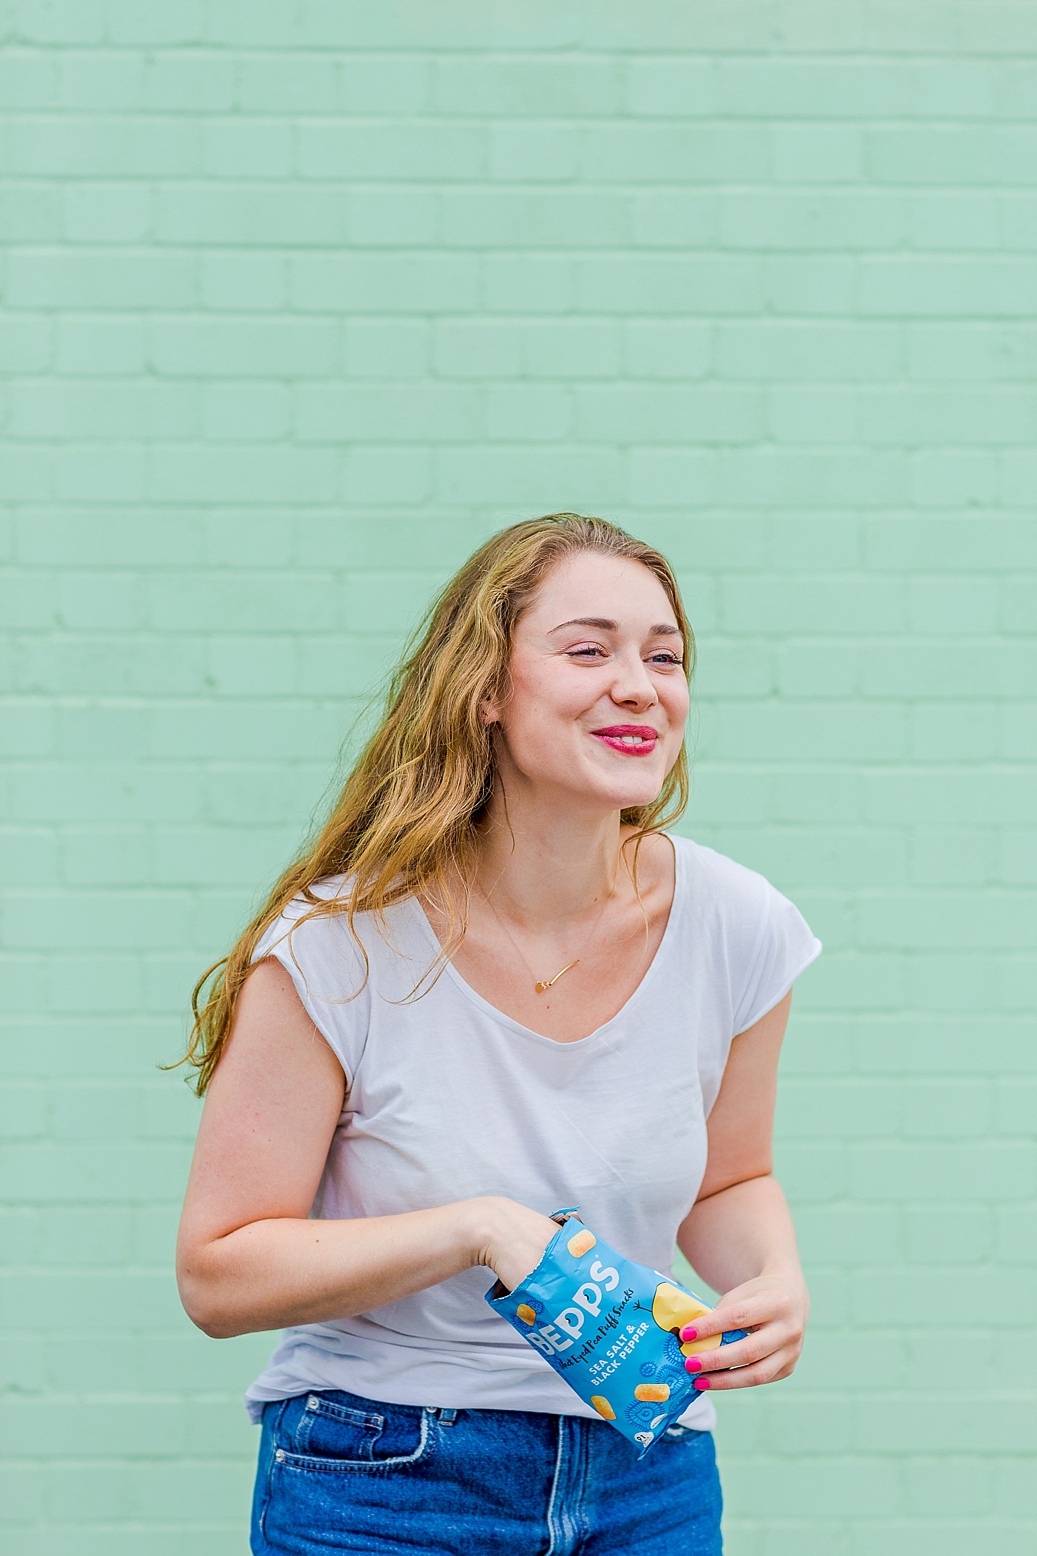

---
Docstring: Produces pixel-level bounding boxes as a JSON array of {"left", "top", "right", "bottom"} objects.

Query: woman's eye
[
  {"left": 648, "top": 652, "right": 682, "bottom": 666},
  {"left": 568, "top": 645, "right": 606, "bottom": 659}
]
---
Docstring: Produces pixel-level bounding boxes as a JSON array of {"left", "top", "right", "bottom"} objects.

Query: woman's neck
[{"left": 472, "top": 786, "right": 629, "bottom": 932}]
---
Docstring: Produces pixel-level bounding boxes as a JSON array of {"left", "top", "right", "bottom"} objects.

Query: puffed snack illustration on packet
[{"left": 486, "top": 1209, "right": 747, "bottom": 1457}]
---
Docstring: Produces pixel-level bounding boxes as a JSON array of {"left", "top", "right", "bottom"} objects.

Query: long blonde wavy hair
[{"left": 183, "top": 513, "right": 693, "bottom": 1093}]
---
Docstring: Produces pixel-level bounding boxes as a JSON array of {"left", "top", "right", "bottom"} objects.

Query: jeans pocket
[
  {"left": 277, "top": 1392, "right": 434, "bottom": 1473},
  {"left": 293, "top": 1394, "right": 385, "bottom": 1462}
]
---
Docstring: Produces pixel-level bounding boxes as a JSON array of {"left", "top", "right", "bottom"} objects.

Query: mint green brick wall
[{"left": 2, "top": 3, "right": 1035, "bottom": 1552}]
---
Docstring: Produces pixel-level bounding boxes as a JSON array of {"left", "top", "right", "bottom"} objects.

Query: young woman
[{"left": 176, "top": 514, "right": 820, "bottom": 1556}]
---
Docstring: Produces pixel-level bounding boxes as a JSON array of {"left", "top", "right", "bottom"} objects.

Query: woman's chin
[
  {"left": 509, "top": 752, "right": 668, "bottom": 815},
  {"left": 561, "top": 774, "right": 666, "bottom": 815}
]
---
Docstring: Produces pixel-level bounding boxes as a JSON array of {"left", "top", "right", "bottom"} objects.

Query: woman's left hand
[{"left": 678, "top": 1270, "right": 809, "bottom": 1392}]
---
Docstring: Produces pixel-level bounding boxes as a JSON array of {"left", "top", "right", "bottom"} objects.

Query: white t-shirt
[{"left": 243, "top": 835, "right": 821, "bottom": 1432}]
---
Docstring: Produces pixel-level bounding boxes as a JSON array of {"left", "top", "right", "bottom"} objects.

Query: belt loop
[{"left": 437, "top": 1407, "right": 458, "bottom": 1425}]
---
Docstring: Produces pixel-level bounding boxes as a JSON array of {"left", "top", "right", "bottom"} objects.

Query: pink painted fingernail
[
  {"left": 693, "top": 1378, "right": 711, "bottom": 1391},
  {"left": 680, "top": 1326, "right": 697, "bottom": 1341},
  {"left": 684, "top": 1356, "right": 702, "bottom": 1373}
]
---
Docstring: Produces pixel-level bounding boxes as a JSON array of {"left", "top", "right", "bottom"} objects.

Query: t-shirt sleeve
[
  {"left": 251, "top": 891, "right": 372, "bottom": 1084},
  {"left": 732, "top": 884, "right": 822, "bottom": 1036}
]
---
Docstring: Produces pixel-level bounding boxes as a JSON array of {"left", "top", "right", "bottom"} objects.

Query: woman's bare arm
[
  {"left": 175, "top": 959, "right": 557, "bottom": 1338},
  {"left": 675, "top": 991, "right": 809, "bottom": 1391}
]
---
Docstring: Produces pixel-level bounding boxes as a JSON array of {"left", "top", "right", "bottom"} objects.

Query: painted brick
[
  {"left": 717, "top": 322, "right": 900, "bottom": 381},
  {"left": 151, "top": 316, "right": 339, "bottom": 378},
  {"left": 54, "top": 50, "right": 143, "bottom": 110},
  {"left": 298, "top": 121, "right": 485, "bottom": 181},
  {"left": 767, "top": 386, "right": 857, "bottom": 445},
  {"left": 714, "top": 57, "right": 912, "bottom": 117},
  {"left": 725, "top": 193, "right": 903, "bottom": 258},
  {"left": 623, "top": 57, "right": 715, "bottom": 116},
  {"left": 435, "top": 443, "right": 624, "bottom": 507},
  {"left": 63, "top": 181, "right": 152, "bottom": 243},
  {"left": 50, "top": 955, "right": 144, "bottom": 1014},
  {"left": 435, "top": 55, "right": 621, "bottom": 116},
  {"left": 291, "top": 251, "right": 480, "bottom": 311},
  {"left": 861, "top": 642, "right": 1037, "bottom": 699},
  {"left": 344, "top": 319, "right": 427, "bottom": 378},
  {"left": 765, "top": 254, "right": 857, "bottom": 315},
  {"left": 149, "top": 444, "right": 340, "bottom": 504},
  {"left": 202, "top": 382, "right": 291, "bottom": 442},
  {"left": 11, "top": 380, "right": 199, "bottom": 441},
  {"left": 0, "top": 181, "right": 64, "bottom": 241},
  {"left": 723, "top": 1455, "right": 900, "bottom": 1517},
  {"left": 3, "top": 9, "right": 1035, "bottom": 1554},
  {"left": 0, "top": 48, "right": 59, "bottom": 110},
  {"left": 107, "top": 0, "right": 205, "bottom": 46},
  {"left": 771, "top": 124, "right": 865, "bottom": 183},
  {"left": 0, "top": 313, "right": 54, "bottom": 372},
  {"left": 57, "top": 445, "right": 147, "bottom": 502},
  {"left": 868, "top": 126, "right": 1037, "bottom": 186},
  {"left": 865, "top": 517, "right": 1037, "bottom": 571},
  {"left": 146, "top": 51, "right": 235, "bottom": 112},
  {"left": 294, "top": 383, "right": 482, "bottom": 442},
  {"left": 908, "top": 191, "right": 1001, "bottom": 251},
  {"left": 577, "top": 385, "right": 763, "bottom": 442},
  {"left": 202, "top": 511, "right": 299, "bottom": 567},
  {"left": 584, "top": 0, "right": 775, "bottom": 52},
  {"left": 8, "top": 249, "right": 197, "bottom": 309},
  {"left": 851, "top": 1143, "right": 1036, "bottom": 1202},
  {"left": 338, "top": 55, "right": 431, "bottom": 113},
  {"left": 576, "top": 254, "right": 763, "bottom": 314},
  {"left": 910, "top": 701, "right": 1001, "bottom": 761},
  {"left": 236, "top": 52, "right": 339, "bottom": 113},
  {"left": 900, "top": 1207, "right": 995, "bottom": 1263},
  {"left": 55, "top": 316, "right": 146, "bottom": 376},
  {"left": 200, "top": 250, "right": 288, "bottom": 311},
  {"left": 907, "top": 954, "right": 1036, "bottom": 1014},
  {"left": 341, "top": 445, "right": 434, "bottom": 503},
  {"left": 440, "top": 189, "right": 630, "bottom": 248},
  {"left": 995, "top": 1076, "right": 1037, "bottom": 1137},
  {"left": 481, "top": 254, "right": 574, "bottom": 313},
  {"left": 909, "top": 827, "right": 998, "bottom": 887},
  {"left": 484, "top": 385, "right": 573, "bottom": 441},
  {"left": 0, "top": 1143, "right": 191, "bottom": 1205},
  {"left": 156, "top": 183, "right": 349, "bottom": 245},
  {"left": 624, "top": 320, "right": 711, "bottom": 379},
  {"left": 860, "top": 257, "right": 1037, "bottom": 317},
  {"left": 3, "top": 115, "right": 200, "bottom": 178},
  {"left": 633, "top": 189, "right": 718, "bottom": 248},
  {"left": 348, "top": 187, "right": 437, "bottom": 246},
  {"left": 858, "top": 386, "right": 1037, "bottom": 445},
  {"left": 489, "top": 121, "right": 576, "bottom": 181}
]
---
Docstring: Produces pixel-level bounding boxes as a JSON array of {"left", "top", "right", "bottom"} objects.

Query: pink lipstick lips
[{"left": 591, "top": 724, "right": 658, "bottom": 755}]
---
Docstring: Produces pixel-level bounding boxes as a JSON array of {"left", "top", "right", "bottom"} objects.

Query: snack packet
[{"left": 486, "top": 1209, "right": 746, "bottom": 1457}]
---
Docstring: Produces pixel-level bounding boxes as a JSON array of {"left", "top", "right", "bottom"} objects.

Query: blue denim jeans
[{"left": 252, "top": 1388, "right": 722, "bottom": 1555}]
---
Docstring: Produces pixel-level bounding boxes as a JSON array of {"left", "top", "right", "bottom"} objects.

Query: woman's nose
[{"left": 610, "top": 657, "right": 658, "bottom": 710}]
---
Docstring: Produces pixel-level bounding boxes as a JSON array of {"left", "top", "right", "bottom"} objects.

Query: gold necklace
[{"left": 479, "top": 885, "right": 613, "bottom": 994}]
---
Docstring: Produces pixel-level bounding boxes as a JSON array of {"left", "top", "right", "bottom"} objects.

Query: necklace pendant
[{"left": 534, "top": 959, "right": 580, "bottom": 994}]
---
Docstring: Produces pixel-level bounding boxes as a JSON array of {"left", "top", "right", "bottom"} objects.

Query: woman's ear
[{"left": 480, "top": 698, "right": 500, "bottom": 726}]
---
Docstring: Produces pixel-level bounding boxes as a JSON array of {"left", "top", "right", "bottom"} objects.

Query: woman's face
[{"left": 487, "top": 550, "right": 690, "bottom": 815}]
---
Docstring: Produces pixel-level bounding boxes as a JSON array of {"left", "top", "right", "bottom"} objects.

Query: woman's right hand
[{"left": 471, "top": 1197, "right": 561, "bottom": 1293}]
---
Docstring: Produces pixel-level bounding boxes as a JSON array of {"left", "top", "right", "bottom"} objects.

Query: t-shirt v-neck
[{"left": 412, "top": 841, "right": 685, "bottom": 1051}]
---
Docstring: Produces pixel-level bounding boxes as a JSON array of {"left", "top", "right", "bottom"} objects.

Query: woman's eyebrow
[
  {"left": 548, "top": 617, "right": 681, "bottom": 635},
  {"left": 549, "top": 616, "right": 617, "bottom": 632}
]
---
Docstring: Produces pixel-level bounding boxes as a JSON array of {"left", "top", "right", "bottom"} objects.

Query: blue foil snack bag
[{"left": 486, "top": 1210, "right": 746, "bottom": 1457}]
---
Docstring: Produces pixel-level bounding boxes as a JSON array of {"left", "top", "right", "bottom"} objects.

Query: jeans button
[{"left": 275, "top": 1449, "right": 286, "bottom": 1463}]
